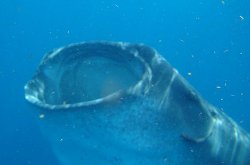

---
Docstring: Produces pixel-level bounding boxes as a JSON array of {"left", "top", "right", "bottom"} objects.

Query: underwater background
[{"left": 0, "top": 0, "right": 249, "bottom": 164}]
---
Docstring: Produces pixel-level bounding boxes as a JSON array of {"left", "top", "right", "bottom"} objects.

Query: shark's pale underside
[{"left": 24, "top": 42, "right": 250, "bottom": 165}]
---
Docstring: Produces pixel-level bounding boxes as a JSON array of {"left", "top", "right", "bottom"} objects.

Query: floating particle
[
  {"left": 240, "top": 15, "right": 244, "bottom": 21},
  {"left": 39, "top": 114, "right": 45, "bottom": 119},
  {"left": 195, "top": 16, "right": 200, "bottom": 20},
  {"left": 114, "top": 4, "right": 119, "bottom": 8},
  {"left": 163, "top": 158, "right": 168, "bottom": 162},
  {"left": 216, "top": 86, "right": 222, "bottom": 89},
  {"left": 187, "top": 72, "right": 192, "bottom": 76}
]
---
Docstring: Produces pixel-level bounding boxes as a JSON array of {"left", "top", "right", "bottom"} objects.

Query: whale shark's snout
[{"left": 24, "top": 42, "right": 250, "bottom": 165}]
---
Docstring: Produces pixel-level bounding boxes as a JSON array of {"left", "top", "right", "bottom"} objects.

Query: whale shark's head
[{"left": 24, "top": 42, "right": 250, "bottom": 165}]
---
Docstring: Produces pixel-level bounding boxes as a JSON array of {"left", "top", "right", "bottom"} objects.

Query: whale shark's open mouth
[
  {"left": 25, "top": 42, "right": 152, "bottom": 109},
  {"left": 58, "top": 56, "right": 139, "bottom": 103}
]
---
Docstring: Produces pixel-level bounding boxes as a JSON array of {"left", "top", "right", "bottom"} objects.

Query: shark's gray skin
[{"left": 25, "top": 42, "right": 250, "bottom": 165}]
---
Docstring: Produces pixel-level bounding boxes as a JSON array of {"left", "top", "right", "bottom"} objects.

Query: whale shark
[{"left": 24, "top": 42, "right": 250, "bottom": 165}]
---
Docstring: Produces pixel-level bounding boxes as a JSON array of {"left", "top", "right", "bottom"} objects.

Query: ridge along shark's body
[{"left": 24, "top": 42, "right": 250, "bottom": 165}]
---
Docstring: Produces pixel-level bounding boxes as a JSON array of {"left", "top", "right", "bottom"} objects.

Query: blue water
[{"left": 0, "top": 0, "right": 249, "bottom": 164}]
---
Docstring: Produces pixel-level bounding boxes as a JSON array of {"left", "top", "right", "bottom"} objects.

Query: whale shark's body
[{"left": 25, "top": 42, "right": 250, "bottom": 165}]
